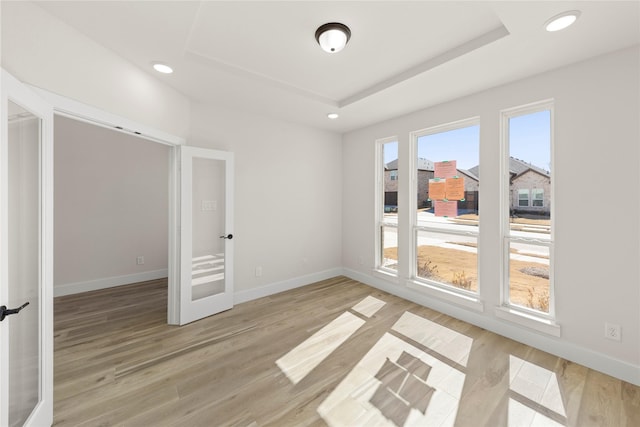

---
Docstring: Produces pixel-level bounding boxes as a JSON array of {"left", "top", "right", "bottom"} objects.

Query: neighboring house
[
  {"left": 384, "top": 158, "right": 480, "bottom": 212},
  {"left": 469, "top": 157, "right": 551, "bottom": 217},
  {"left": 383, "top": 158, "right": 404, "bottom": 207},
  {"left": 385, "top": 156, "right": 549, "bottom": 216},
  {"left": 508, "top": 157, "right": 551, "bottom": 216}
]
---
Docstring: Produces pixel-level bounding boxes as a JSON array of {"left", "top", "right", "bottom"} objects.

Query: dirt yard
[{"left": 384, "top": 244, "right": 550, "bottom": 312}]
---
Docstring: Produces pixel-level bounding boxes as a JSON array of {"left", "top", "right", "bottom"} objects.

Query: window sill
[
  {"left": 495, "top": 306, "right": 561, "bottom": 337},
  {"left": 406, "top": 280, "right": 484, "bottom": 312},
  {"left": 373, "top": 268, "right": 400, "bottom": 283}
]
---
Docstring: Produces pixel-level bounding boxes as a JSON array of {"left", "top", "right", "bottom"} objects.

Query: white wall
[
  {"left": 0, "top": 1, "right": 190, "bottom": 139},
  {"left": 54, "top": 116, "right": 169, "bottom": 296},
  {"left": 342, "top": 46, "right": 640, "bottom": 383},
  {"left": 189, "top": 103, "right": 343, "bottom": 299}
]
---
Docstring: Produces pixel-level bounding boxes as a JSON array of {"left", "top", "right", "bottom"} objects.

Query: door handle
[
  {"left": 219, "top": 234, "right": 233, "bottom": 240},
  {"left": 0, "top": 302, "right": 29, "bottom": 322}
]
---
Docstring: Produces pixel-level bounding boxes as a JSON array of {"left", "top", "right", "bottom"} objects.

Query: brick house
[
  {"left": 507, "top": 157, "right": 551, "bottom": 216},
  {"left": 385, "top": 156, "right": 548, "bottom": 216},
  {"left": 468, "top": 157, "right": 551, "bottom": 217},
  {"left": 384, "top": 158, "right": 479, "bottom": 212}
]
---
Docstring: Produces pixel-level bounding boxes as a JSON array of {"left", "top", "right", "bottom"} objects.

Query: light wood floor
[{"left": 53, "top": 276, "right": 639, "bottom": 426}]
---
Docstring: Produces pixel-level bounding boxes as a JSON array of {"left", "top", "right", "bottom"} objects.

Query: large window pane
[
  {"left": 378, "top": 140, "right": 398, "bottom": 272},
  {"left": 415, "top": 123, "right": 479, "bottom": 293},
  {"left": 383, "top": 141, "right": 399, "bottom": 218},
  {"left": 508, "top": 241, "right": 550, "bottom": 311},
  {"left": 416, "top": 125, "right": 479, "bottom": 228},
  {"left": 507, "top": 109, "right": 552, "bottom": 313},
  {"left": 381, "top": 225, "right": 398, "bottom": 271},
  {"left": 416, "top": 230, "right": 478, "bottom": 292}
]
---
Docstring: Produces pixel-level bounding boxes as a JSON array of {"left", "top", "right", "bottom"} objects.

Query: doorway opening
[{"left": 53, "top": 115, "right": 170, "bottom": 301}]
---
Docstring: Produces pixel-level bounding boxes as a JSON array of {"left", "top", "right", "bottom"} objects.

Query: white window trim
[
  {"left": 407, "top": 278, "right": 484, "bottom": 312},
  {"left": 495, "top": 306, "right": 560, "bottom": 337},
  {"left": 408, "top": 117, "right": 481, "bottom": 305},
  {"left": 375, "top": 136, "right": 399, "bottom": 276},
  {"left": 500, "top": 99, "right": 557, "bottom": 327}
]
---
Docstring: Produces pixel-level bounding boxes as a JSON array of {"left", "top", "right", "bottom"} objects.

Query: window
[
  {"left": 518, "top": 189, "right": 529, "bottom": 207},
  {"left": 532, "top": 189, "right": 544, "bottom": 207},
  {"left": 377, "top": 138, "right": 398, "bottom": 273},
  {"left": 412, "top": 120, "right": 480, "bottom": 293},
  {"left": 502, "top": 103, "right": 553, "bottom": 316}
]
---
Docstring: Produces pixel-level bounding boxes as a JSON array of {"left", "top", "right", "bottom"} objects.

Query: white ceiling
[{"left": 34, "top": 1, "right": 640, "bottom": 133}]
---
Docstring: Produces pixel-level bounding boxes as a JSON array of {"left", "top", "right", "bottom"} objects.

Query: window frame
[
  {"left": 518, "top": 189, "right": 530, "bottom": 207},
  {"left": 375, "top": 137, "right": 399, "bottom": 276},
  {"left": 500, "top": 100, "right": 556, "bottom": 324},
  {"left": 532, "top": 188, "right": 544, "bottom": 207},
  {"left": 408, "top": 117, "right": 482, "bottom": 302}
]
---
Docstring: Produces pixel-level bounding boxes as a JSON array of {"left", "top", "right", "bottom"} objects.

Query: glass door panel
[
  {"left": 1, "top": 69, "right": 53, "bottom": 427},
  {"left": 7, "top": 101, "right": 41, "bottom": 426},
  {"left": 191, "top": 158, "right": 226, "bottom": 301}
]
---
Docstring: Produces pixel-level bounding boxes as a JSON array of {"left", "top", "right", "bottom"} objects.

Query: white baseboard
[
  {"left": 342, "top": 267, "right": 640, "bottom": 387},
  {"left": 234, "top": 268, "right": 345, "bottom": 305},
  {"left": 54, "top": 269, "right": 168, "bottom": 297}
]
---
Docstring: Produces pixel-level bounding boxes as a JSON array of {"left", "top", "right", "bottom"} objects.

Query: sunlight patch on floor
[
  {"left": 392, "top": 311, "right": 473, "bottom": 367},
  {"left": 508, "top": 355, "right": 567, "bottom": 426},
  {"left": 318, "top": 332, "right": 466, "bottom": 427},
  {"left": 351, "top": 296, "right": 386, "bottom": 318},
  {"left": 276, "top": 296, "right": 385, "bottom": 385},
  {"left": 508, "top": 398, "right": 564, "bottom": 427},
  {"left": 276, "top": 311, "right": 365, "bottom": 385}
]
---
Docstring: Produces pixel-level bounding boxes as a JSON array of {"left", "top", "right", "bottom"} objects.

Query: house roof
[
  {"left": 386, "top": 159, "right": 478, "bottom": 182},
  {"left": 385, "top": 159, "right": 397, "bottom": 170},
  {"left": 509, "top": 157, "right": 550, "bottom": 178},
  {"left": 385, "top": 158, "right": 435, "bottom": 171},
  {"left": 457, "top": 168, "right": 479, "bottom": 182},
  {"left": 467, "top": 157, "right": 549, "bottom": 179}
]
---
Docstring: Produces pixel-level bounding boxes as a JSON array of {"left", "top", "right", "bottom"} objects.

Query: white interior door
[
  {"left": 0, "top": 70, "right": 53, "bottom": 426},
  {"left": 177, "top": 146, "right": 234, "bottom": 325}
]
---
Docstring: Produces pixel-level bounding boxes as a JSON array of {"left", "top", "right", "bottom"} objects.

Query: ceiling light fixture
[
  {"left": 544, "top": 11, "right": 580, "bottom": 32},
  {"left": 327, "top": 113, "right": 339, "bottom": 120},
  {"left": 315, "top": 22, "right": 351, "bottom": 53},
  {"left": 152, "top": 62, "right": 173, "bottom": 74}
]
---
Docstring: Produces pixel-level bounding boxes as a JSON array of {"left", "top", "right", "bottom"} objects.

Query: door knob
[
  {"left": 219, "top": 234, "right": 233, "bottom": 240},
  {"left": 0, "top": 302, "right": 29, "bottom": 322}
]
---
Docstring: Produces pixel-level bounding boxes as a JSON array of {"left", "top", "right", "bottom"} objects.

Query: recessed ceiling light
[
  {"left": 327, "top": 113, "right": 339, "bottom": 120},
  {"left": 544, "top": 11, "right": 580, "bottom": 32},
  {"left": 152, "top": 62, "right": 173, "bottom": 74}
]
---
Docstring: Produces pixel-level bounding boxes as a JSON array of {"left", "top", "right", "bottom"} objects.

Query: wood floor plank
[
  {"left": 53, "top": 276, "right": 638, "bottom": 426},
  {"left": 621, "top": 381, "right": 640, "bottom": 426},
  {"left": 576, "top": 370, "right": 623, "bottom": 426}
]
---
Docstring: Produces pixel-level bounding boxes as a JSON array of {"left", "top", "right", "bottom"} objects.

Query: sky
[
  {"left": 383, "top": 110, "right": 551, "bottom": 172},
  {"left": 509, "top": 110, "right": 551, "bottom": 171}
]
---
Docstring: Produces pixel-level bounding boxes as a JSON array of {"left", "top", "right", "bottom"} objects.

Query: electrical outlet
[
  {"left": 255, "top": 266, "right": 262, "bottom": 277},
  {"left": 136, "top": 256, "right": 144, "bottom": 265},
  {"left": 604, "top": 322, "right": 621, "bottom": 341}
]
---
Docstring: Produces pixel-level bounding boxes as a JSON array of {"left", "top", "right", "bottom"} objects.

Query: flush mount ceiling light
[
  {"left": 327, "top": 113, "right": 339, "bottom": 119},
  {"left": 315, "top": 22, "right": 351, "bottom": 53},
  {"left": 544, "top": 11, "right": 581, "bottom": 32},
  {"left": 152, "top": 62, "right": 173, "bottom": 74}
]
